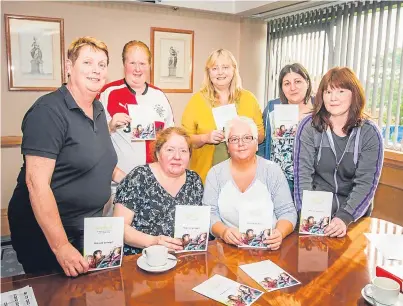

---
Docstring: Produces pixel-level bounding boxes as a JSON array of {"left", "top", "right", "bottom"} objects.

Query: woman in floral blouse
[
  {"left": 258, "top": 63, "right": 314, "bottom": 192},
  {"left": 113, "top": 127, "right": 204, "bottom": 255}
]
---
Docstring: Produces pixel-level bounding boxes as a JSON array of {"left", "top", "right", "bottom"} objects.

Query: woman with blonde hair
[{"left": 182, "top": 49, "right": 264, "bottom": 182}]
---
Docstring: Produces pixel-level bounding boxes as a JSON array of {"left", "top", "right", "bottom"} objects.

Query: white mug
[
  {"left": 142, "top": 245, "right": 168, "bottom": 267},
  {"left": 364, "top": 277, "right": 400, "bottom": 305}
]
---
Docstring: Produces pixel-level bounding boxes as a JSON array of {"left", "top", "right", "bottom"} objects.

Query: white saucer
[
  {"left": 137, "top": 254, "right": 177, "bottom": 273},
  {"left": 361, "top": 287, "right": 403, "bottom": 305}
]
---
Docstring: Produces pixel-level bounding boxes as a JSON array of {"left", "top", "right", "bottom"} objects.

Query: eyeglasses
[{"left": 227, "top": 135, "right": 255, "bottom": 144}]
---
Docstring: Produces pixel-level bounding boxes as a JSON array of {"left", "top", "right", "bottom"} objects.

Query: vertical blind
[{"left": 266, "top": 1, "right": 403, "bottom": 151}]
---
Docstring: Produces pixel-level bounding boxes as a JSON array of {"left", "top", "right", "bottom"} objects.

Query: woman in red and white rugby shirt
[{"left": 99, "top": 41, "right": 174, "bottom": 195}]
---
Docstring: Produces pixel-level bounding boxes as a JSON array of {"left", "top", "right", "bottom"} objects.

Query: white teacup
[
  {"left": 364, "top": 277, "right": 400, "bottom": 305},
  {"left": 142, "top": 245, "right": 168, "bottom": 267}
]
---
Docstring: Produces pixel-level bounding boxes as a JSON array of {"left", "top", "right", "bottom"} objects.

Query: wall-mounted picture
[
  {"left": 5, "top": 14, "right": 65, "bottom": 91},
  {"left": 150, "top": 27, "right": 194, "bottom": 93}
]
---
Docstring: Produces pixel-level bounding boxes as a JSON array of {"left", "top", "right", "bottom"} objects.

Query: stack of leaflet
[{"left": 1, "top": 286, "right": 38, "bottom": 306}]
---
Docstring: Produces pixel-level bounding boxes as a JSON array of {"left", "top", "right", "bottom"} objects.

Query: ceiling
[{"left": 135, "top": 0, "right": 328, "bottom": 19}]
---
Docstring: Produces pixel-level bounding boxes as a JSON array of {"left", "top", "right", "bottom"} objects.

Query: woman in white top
[{"left": 203, "top": 116, "right": 297, "bottom": 250}]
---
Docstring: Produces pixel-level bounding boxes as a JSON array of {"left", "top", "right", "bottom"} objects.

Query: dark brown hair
[
  {"left": 312, "top": 67, "right": 367, "bottom": 134},
  {"left": 278, "top": 63, "right": 312, "bottom": 104},
  {"left": 153, "top": 127, "right": 192, "bottom": 161}
]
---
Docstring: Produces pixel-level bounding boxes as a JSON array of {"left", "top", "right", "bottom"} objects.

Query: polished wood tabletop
[{"left": 2, "top": 217, "right": 402, "bottom": 305}]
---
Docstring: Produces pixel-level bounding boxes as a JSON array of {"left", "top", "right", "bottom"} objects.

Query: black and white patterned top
[{"left": 114, "top": 164, "right": 204, "bottom": 255}]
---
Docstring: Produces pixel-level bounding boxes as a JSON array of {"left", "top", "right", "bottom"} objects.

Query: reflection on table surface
[{"left": 1, "top": 218, "right": 402, "bottom": 306}]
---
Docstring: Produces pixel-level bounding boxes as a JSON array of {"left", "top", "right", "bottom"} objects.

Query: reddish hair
[
  {"left": 152, "top": 127, "right": 192, "bottom": 161},
  {"left": 312, "top": 67, "right": 367, "bottom": 134},
  {"left": 122, "top": 40, "right": 151, "bottom": 64}
]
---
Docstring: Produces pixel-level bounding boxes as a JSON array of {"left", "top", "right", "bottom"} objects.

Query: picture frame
[
  {"left": 150, "top": 27, "right": 194, "bottom": 93},
  {"left": 5, "top": 14, "right": 65, "bottom": 91}
]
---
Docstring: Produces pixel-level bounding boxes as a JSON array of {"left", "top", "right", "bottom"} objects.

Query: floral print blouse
[
  {"left": 271, "top": 136, "right": 295, "bottom": 184},
  {"left": 114, "top": 164, "right": 204, "bottom": 255}
]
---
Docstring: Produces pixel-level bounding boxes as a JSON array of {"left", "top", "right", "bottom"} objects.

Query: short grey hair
[{"left": 224, "top": 116, "right": 258, "bottom": 141}]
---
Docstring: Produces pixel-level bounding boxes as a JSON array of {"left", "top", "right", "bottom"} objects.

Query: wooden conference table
[{"left": 2, "top": 217, "right": 402, "bottom": 306}]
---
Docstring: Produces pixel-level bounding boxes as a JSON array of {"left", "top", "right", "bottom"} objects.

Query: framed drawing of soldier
[
  {"left": 150, "top": 27, "right": 194, "bottom": 93},
  {"left": 5, "top": 14, "right": 65, "bottom": 91}
]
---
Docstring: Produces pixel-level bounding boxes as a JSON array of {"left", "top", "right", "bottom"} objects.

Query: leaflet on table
[
  {"left": 364, "top": 233, "right": 403, "bottom": 260},
  {"left": 238, "top": 206, "right": 272, "bottom": 249},
  {"left": 192, "top": 274, "right": 263, "bottom": 305},
  {"left": 240, "top": 260, "right": 301, "bottom": 292},
  {"left": 272, "top": 104, "right": 299, "bottom": 138},
  {"left": 84, "top": 217, "right": 124, "bottom": 271},
  {"left": 127, "top": 104, "right": 156, "bottom": 140},
  {"left": 212, "top": 104, "right": 238, "bottom": 131},
  {"left": 174, "top": 205, "right": 211, "bottom": 253},
  {"left": 1, "top": 286, "right": 38, "bottom": 306},
  {"left": 299, "top": 190, "right": 333, "bottom": 236},
  {"left": 297, "top": 236, "right": 329, "bottom": 272}
]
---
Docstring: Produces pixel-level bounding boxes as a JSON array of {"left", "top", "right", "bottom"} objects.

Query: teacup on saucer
[
  {"left": 137, "top": 253, "right": 177, "bottom": 273},
  {"left": 362, "top": 282, "right": 403, "bottom": 305}
]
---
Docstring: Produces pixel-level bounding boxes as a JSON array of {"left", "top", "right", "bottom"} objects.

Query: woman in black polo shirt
[{"left": 8, "top": 37, "right": 125, "bottom": 277}]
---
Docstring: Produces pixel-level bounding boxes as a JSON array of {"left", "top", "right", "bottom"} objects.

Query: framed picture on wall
[
  {"left": 5, "top": 14, "right": 65, "bottom": 91},
  {"left": 150, "top": 27, "right": 194, "bottom": 93}
]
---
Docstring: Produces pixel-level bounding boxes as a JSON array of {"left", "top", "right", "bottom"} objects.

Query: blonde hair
[
  {"left": 67, "top": 36, "right": 109, "bottom": 65},
  {"left": 122, "top": 40, "right": 151, "bottom": 64},
  {"left": 201, "top": 49, "right": 242, "bottom": 107}
]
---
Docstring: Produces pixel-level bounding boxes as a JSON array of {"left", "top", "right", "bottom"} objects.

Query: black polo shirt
[{"left": 8, "top": 85, "right": 117, "bottom": 244}]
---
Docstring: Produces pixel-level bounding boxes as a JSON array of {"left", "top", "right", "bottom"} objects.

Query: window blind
[{"left": 266, "top": 1, "right": 403, "bottom": 150}]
